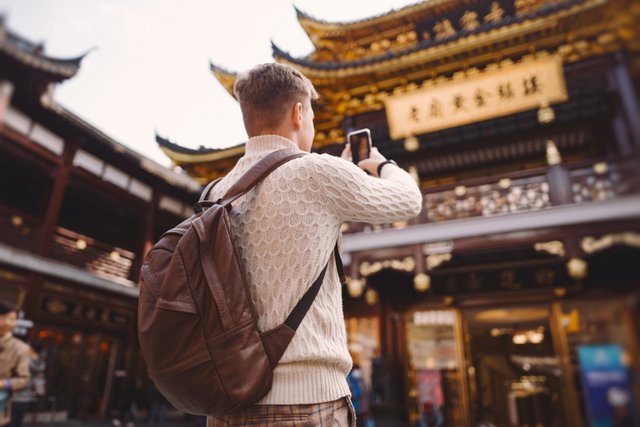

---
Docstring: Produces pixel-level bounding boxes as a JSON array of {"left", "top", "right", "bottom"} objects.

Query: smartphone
[{"left": 347, "top": 128, "right": 372, "bottom": 164}]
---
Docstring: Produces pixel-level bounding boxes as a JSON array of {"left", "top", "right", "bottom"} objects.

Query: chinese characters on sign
[
  {"left": 384, "top": 56, "right": 568, "bottom": 139},
  {"left": 40, "top": 295, "right": 131, "bottom": 326},
  {"left": 429, "top": 262, "right": 572, "bottom": 295}
]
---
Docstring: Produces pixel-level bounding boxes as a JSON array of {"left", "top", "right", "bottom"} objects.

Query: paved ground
[
  {"left": 25, "top": 419, "right": 201, "bottom": 427},
  {"left": 24, "top": 412, "right": 204, "bottom": 427},
  {"left": 26, "top": 423, "right": 195, "bottom": 427}
]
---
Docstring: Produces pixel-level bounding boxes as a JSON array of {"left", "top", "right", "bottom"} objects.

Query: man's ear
[{"left": 291, "top": 102, "right": 303, "bottom": 130}]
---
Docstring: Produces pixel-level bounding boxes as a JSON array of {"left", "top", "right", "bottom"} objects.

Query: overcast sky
[{"left": 0, "top": 0, "right": 417, "bottom": 166}]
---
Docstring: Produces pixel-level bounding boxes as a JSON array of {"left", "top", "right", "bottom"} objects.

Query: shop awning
[
  {"left": 0, "top": 243, "right": 139, "bottom": 298},
  {"left": 342, "top": 195, "right": 640, "bottom": 254}
]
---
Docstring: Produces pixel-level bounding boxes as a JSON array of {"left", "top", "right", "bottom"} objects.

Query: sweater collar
[{"left": 244, "top": 135, "right": 301, "bottom": 156}]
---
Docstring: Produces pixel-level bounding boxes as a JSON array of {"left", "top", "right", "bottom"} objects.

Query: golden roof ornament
[
  {"left": 484, "top": 2, "right": 505, "bottom": 23},
  {"left": 515, "top": 0, "right": 541, "bottom": 15},
  {"left": 546, "top": 140, "right": 562, "bottom": 165},
  {"left": 460, "top": 11, "right": 481, "bottom": 32},
  {"left": 434, "top": 19, "right": 456, "bottom": 40}
]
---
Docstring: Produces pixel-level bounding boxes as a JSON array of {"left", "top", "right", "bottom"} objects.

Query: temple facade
[
  {"left": 160, "top": 0, "right": 640, "bottom": 425},
  {"left": 0, "top": 20, "right": 200, "bottom": 421}
]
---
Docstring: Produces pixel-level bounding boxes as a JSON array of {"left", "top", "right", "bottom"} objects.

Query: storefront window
[
  {"left": 24, "top": 326, "right": 121, "bottom": 421},
  {"left": 463, "top": 305, "right": 574, "bottom": 426},
  {"left": 560, "top": 296, "right": 638, "bottom": 426},
  {"left": 405, "top": 309, "right": 467, "bottom": 427},
  {"left": 345, "top": 316, "right": 380, "bottom": 423}
]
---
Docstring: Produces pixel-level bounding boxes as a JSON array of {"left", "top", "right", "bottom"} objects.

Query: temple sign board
[{"left": 384, "top": 55, "right": 568, "bottom": 139}]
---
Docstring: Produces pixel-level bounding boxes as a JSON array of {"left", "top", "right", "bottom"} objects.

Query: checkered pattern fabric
[{"left": 207, "top": 397, "right": 356, "bottom": 426}]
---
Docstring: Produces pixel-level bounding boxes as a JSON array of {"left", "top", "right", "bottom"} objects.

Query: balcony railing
[
  {"left": 0, "top": 205, "right": 136, "bottom": 282},
  {"left": 49, "top": 228, "right": 136, "bottom": 282},
  {"left": 343, "top": 159, "right": 638, "bottom": 234}
]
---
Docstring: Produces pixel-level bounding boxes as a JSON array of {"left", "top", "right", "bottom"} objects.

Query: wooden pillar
[
  {"left": 36, "top": 140, "right": 78, "bottom": 256},
  {"left": 128, "top": 188, "right": 160, "bottom": 283},
  {"left": 608, "top": 52, "right": 640, "bottom": 149},
  {"left": 391, "top": 310, "right": 408, "bottom": 405},
  {"left": 545, "top": 141, "right": 573, "bottom": 205},
  {"left": 0, "top": 81, "right": 14, "bottom": 123},
  {"left": 22, "top": 140, "right": 78, "bottom": 322}
]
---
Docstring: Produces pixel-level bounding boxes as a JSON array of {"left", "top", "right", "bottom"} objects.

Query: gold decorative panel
[{"left": 384, "top": 55, "right": 568, "bottom": 139}]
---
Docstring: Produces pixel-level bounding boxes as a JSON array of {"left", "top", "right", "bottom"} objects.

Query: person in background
[
  {"left": 347, "top": 362, "right": 368, "bottom": 427},
  {"left": 146, "top": 380, "right": 169, "bottom": 427},
  {"left": 9, "top": 340, "right": 46, "bottom": 427},
  {"left": 0, "top": 301, "right": 30, "bottom": 427}
]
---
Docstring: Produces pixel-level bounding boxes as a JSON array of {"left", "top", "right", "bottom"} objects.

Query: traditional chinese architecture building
[
  {"left": 161, "top": 0, "right": 640, "bottom": 425},
  {"left": 0, "top": 20, "right": 200, "bottom": 421}
]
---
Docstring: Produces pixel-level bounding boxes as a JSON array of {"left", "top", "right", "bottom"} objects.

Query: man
[
  {"left": 207, "top": 63, "right": 422, "bottom": 426},
  {"left": 0, "top": 301, "right": 30, "bottom": 427},
  {"left": 9, "top": 340, "right": 46, "bottom": 427}
]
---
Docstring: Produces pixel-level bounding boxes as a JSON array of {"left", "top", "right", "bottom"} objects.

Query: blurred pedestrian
[
  {"left": 146, "top": 380, "right": 168, "bottom": 427},
  {"left": 9, "top": 340, "right": 46, "bottom": 427},
  {"left": 347, "top": 363, "right": 368, "bottom": 427},
  {"left": 0, "top": 301, "right": 30, "bottom": 427}
]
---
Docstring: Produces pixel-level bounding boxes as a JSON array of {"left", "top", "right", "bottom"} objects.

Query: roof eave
[{"left": 209, "top": 61, "right": 238, "bottom": 99}]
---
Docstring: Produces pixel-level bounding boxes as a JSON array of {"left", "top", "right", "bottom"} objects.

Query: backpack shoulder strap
[
  {"left": 198, "top": 178, "right": 222, "bottom": 203},
  {"left": 193, "top": 150, "right": 303, "bottom": 213},
  {"left": 284, "top": 243, "right": 344, "bottom": 331},
  {"left": 220, "top": 150, "right": 305, "bottom": 206},
  {"left": 193, "top": 178, "right": 222, "bottom": 214}
]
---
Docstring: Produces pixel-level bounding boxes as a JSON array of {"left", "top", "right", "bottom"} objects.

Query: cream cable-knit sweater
[{"left": 208, "top": 135, "right": 422, "bottom": 405}]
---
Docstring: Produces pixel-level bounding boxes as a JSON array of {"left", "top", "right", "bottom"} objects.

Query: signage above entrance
[{"left": 384, "top": 55, "right": 568, "bottom": 139}]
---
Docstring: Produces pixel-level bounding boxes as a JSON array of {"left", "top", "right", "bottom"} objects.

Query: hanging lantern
[
  {"left": 365, "top": 289, "right": 379, "bottom": 305},
  {"left": 404, "top": 136, "right": 419, "bottom": 152},
  {"left": 537, "top": 102, "right": 555, "bottom": 124},
  {"left": 413, "top": 273, "right": 431, "bottom": 292},
  {"left": 346, "top": 277, "right": 365, "bottom": 298},
  {"left": 567, "top": 258, "right": 588, "bottom": 279},
  {"left": 546, "top": 140, "right": 562, "bottom": 166}
]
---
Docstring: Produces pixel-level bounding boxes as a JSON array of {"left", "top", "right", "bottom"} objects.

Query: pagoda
[
  {"left": 158, "top": 0, "right": 640, "bottom": 425},
  {"left": 161, "top": 0, "right": 639, "bottom": 182}
]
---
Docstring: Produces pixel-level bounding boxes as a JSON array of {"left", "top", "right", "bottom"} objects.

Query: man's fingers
[{"left": 341, "top": 143, "right": 352, "bottom": 161}]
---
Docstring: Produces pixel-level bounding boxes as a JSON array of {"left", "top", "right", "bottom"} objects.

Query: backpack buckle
[{"left": 193, "top": 201, "right": 214, "bottom": 214}]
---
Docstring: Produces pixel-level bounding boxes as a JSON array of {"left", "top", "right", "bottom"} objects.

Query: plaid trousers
[{"left": 207, "top": 397, "right": 356, "bottom": 427}]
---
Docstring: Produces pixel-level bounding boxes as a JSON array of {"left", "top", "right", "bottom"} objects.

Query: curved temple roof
[
  {"left": 209, "top": 61, "right": 238, "bottom": 99},
  {"left": 156, "top": 133, "right": 245, "bottom": 164},
  {"left": 294, "top": 1, "right": 442, "bottom": 37},
  {"left": 0, "top": 19, "right": 87, "bottom": 80},
  {"left": 279, "top": 0, "right": 583, "bottom": 72}
]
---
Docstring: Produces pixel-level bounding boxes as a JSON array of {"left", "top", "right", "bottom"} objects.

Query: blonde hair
[{"left": 234, "top": 63, "right": 318, "bottom": 136}]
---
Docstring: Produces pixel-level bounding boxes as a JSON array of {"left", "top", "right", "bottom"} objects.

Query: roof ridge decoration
[
  {"left": 0, "top": 18, "right": 87, "bottom": 80},
  {"left": 156, "top": 132, "right": 246, "bottom": 166},
  {"left": 156, "top": 132, "right": 244, "bottom": 155},
  {"left": 209, "top": 61, "right": 238, "bottom": 99},
  {"left": 275, "top": 0, "right": 589, "bottom": 74},
  {"left": 294, "top": 1, "right": 430, "bottom": 32}
]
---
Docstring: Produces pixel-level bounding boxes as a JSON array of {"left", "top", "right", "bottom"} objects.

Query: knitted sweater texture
[{"left": 208, "top": 135, "right": 422, "bottom": 405}]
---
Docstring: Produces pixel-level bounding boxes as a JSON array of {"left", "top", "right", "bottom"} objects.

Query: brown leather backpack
[{"left": 138, "top": 150, "right": 344, "bottom": 416}]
